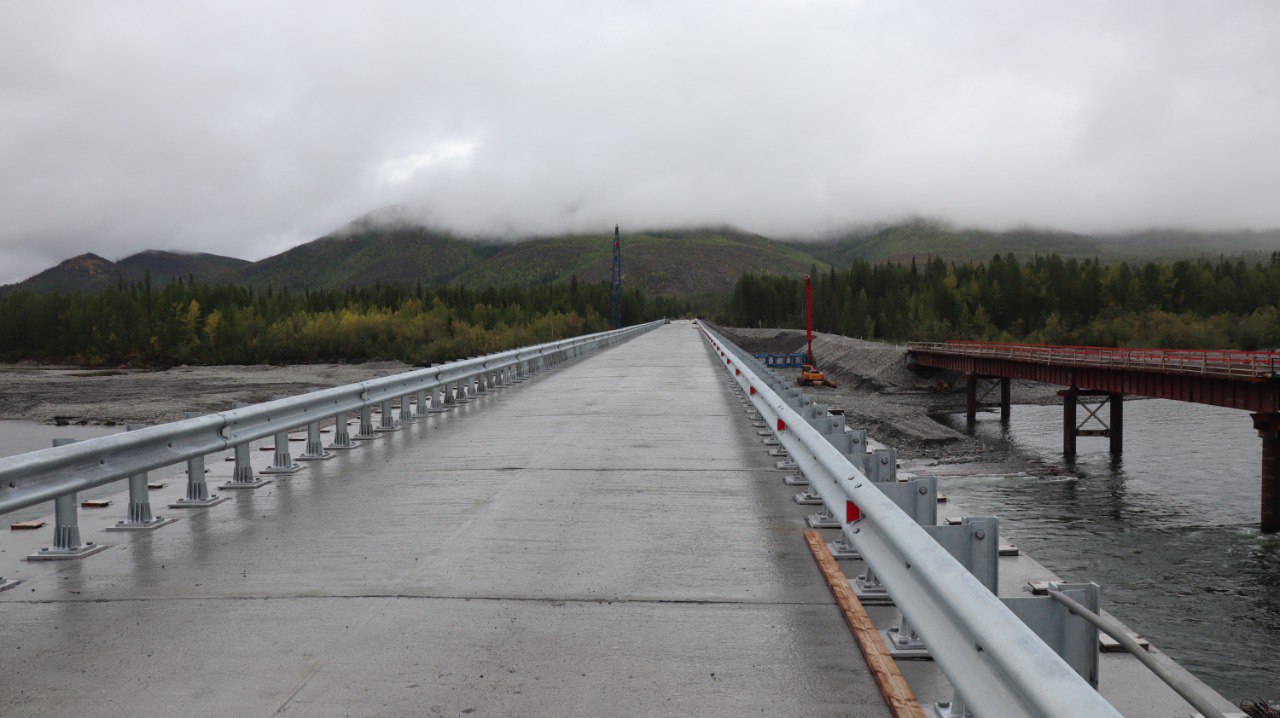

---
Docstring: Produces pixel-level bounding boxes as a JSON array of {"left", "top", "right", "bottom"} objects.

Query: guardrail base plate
[
  {"left": 169, "top": 496, "right": 231, "bottom": 509},
  {"left": 0, "top": 578, "right": 21, "bottom": 591},
  {"left": 825, "top": 540, "right": 860, "bottom": 560},
  {"left": 262, "top": 464, "right": 302, "bottom": 475},
  {"left": 220, "top": 479, "right": 272, "bottom": 490},
  {"left": 105, "top": 517, "right": 178, "bottom": 532},
  {"left": 805, "top": 512, "right": 840, "bottom": 529},
  {"left": 326, "top": 442, "right": 360, "bottom": 451},
  {"left": 297, "top": 452, "right": 335, "bottom": 461},
  {"left": 851, "top": 576, "right": 894, "bottom": 605},
  {"left": 27, "top": 543, "right": 109, "bottom": 561},
  {"left": 782, "top": 473, "right": 809, "bottom": 486},
  {"left": 879, "top": 628, "right": 932, "bottom": 659}
]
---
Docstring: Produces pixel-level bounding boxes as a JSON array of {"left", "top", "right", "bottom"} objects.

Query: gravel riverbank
[
  {"left": 0, "top": 361, "right": 413, "bottom": 425},
  {"left": 716, "top": 326, "right": 1062, "bottom": 462}
]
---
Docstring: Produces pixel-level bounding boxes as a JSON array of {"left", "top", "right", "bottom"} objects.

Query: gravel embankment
[
  {"left": 716, "top": 326, "right": 1060, "bottom": 461},
  {"left": 0, "top": 362, "right": 413, "bottom": 425}
]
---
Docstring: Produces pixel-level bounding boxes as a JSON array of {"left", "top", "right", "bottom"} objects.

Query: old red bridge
[{"left": 907, "top": 341, "right": 1280, "bottom": 532}]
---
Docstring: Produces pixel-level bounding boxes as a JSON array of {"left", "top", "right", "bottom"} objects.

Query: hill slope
[
  {"left": 6, "top": 250, "right": 251, "bottom": 294},
  {"left": 9, "top": 253, "right": 121, "bottom": 294},
  {"left": 457, "top": 227, "right": 824, "bottom": 297},
  {"left": 118, "top": 250, "right": 251, "bottom": 284},
  {"left": 236, "top": 224, "right": 505, "bottom": 290},
  {"left": 792, "top": 220, "right": 1280, "bottom": 265}
]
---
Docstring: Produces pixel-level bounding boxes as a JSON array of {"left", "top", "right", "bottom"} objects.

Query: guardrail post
[
  {"left": 832, "top": 477, "right": 938, "bottom": 561},
  {"left": 106, "top": 425, "right": 179, "bottom": 529},
  {"left": 841, "top": 429, "right": 869, "bottom": 471},
  {"left": 414, "top": 389, "right": 430, "bottom": 417},
  {"left": 376, "top": 398, "right": 400, "bottom": 432},
  {"left": 171, "top": 417, "right": 230, "bottom": 507},
  {"left": 398, "top": 395, "right": 415, "bottom": 423},
  {"left": 431, "top": 387, "right": 451, "bottom": 412},
  {"left": 298, "top": 420, "right": 334, "bottom": 461},
  {"left": 223, "top": 402, "right": 272, "bottom": 488},
  {"left": 262, "top": 429, "right": 303, "bottom": 474},
  {"left": 881, "top": 516, "right": 995, "bottom": 657},
  {"left": 28, "top": 438, "right": 110, "bottom": 560},
  {"left": 868, "top": 448, "right": 897, "bottom": 482},
  {"left": 354, "top": 405, "right": 379, "bottom": 439},
  {"left": 328, "top": 412, "right": 356, "bottom": 450},
  {"left": 999, "top": 582, "right": 1102, "bottom": 689},
  {"left": 225, "top": 441, "right": 272, "bottom": 488}
]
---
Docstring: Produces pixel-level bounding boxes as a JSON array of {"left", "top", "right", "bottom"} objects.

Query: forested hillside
[
  {"left": 0, "top": 277, "right": 686, "bottom": 366},
  {"left": 790, "top": 220, "right": 1280, "bottom": 266},
  {"left": 457, "top": 227, "right": 821, "bottom": 297},
  {"left": 725, "top": 253, "right": 1280, "bottom": 349}
]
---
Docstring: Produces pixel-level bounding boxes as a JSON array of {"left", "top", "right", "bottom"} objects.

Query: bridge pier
[
  {"left": 964, "top": 374, "right": 1011, "bottom": 424},
  {"left": 965, "top": 373, "right": 977, "bottom": 425},
  {"left": 1060, "top": 389, "right": 1123, "bottom": 457},
  {"left": 1253, "top": 413, "right": 1280, "bottom": 533}
]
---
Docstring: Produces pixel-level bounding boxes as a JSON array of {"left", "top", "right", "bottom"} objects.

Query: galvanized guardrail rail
[
  {"left": 0, "top": 321, "right": 661, "bottom": 565},
  {"left": 698, "top": 322, "right": 1126, "bottom": 718}
]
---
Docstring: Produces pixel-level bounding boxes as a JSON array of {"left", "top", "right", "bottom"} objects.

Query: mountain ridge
[{"left": 8, "top": 217, "right": 1279, "bottom": 298}]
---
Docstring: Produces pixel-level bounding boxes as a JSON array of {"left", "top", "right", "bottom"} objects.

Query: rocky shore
[
  {"left": 0, "top": 361, "right": 413, "bottom": 425},
  {"left": 716, "top": 326, "right": 1063, "bottom": 462}
]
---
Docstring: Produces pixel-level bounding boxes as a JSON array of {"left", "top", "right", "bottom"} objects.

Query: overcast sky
[{"left": 2, "top": 1, "right": 1278, "bottom": 282}]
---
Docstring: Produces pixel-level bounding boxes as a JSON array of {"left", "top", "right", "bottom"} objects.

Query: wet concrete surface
[{"left": 0, "top": 322, "right": 890, "bottom": 717}]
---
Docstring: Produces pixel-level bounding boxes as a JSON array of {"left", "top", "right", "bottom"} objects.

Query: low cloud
[{"left": 2, "top": 1, "right": 1278, "bottom": 282}]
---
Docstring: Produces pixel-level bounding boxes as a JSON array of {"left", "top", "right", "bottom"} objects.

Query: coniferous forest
[
  {"left": 724, "top": 253, "right": 1280, "bottom": 350},
  {"left": 0, "top": 276, "right": 687, "bottom": 366}
]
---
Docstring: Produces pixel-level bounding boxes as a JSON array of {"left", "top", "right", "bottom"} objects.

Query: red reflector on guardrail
[
  {"left": 749, "top": 386, "right": 756, "bottom": 395},
  {"left": 735, "top": 368, "right": 740, "bottom": 375},
  {"left": 777, "top": 419, "right": 786, "bottom": 431},
  {"left": 847, "top": 501, "right": 861, "bottom": 523}
]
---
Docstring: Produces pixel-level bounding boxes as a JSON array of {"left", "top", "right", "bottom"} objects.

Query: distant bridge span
[{"left": 907, "top": 341, "right": 1280, "bottom": 532}]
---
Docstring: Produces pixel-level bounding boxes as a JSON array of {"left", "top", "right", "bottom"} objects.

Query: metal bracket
[
  {"left": 1000, "top": 582, "right": 1101, "bottom": 688},
  {"left": 868, "top": 448, "right": 897, "bottom": 482},
  {"left": 827, "top": 477, "right": 938, "bottom": 560},
  {"left": 879, "top": 518, "right": 999, "bottom": 658}
]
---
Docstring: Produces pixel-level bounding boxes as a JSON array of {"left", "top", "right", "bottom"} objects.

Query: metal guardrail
[
  {"left": 698, "top": 322, "right": 1123, "bottom": 718},
  {"left": 0, "top": 321, "right": 662, "bottom": 528},
  {"left": 909, "top": 340, "right": 1280, "bottom": 381},
  {"left": 753, "top": 352, "right": 806, "bottom": 368}
]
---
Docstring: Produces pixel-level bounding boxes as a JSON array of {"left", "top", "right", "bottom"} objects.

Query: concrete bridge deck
[{"left": 0, "top": 323, "right": 889, "bottom": 717}]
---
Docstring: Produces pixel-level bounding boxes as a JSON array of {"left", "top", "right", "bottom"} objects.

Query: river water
[{"left": 935, "top": 399, "right": 1280, "bottom": 701}]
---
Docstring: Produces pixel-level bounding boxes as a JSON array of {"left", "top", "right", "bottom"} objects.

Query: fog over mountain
[{"left": 2, "top": 1, "right": 1278, "bottom": 283}]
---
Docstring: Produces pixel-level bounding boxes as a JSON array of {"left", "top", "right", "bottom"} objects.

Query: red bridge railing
[{"left": 908, "top": 341, "right": 1280, "bottom": 381}]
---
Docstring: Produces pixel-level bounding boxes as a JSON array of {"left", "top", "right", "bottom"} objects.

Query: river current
[{"left": 934, "top": 399, "right": 1279, "bottom": 701}]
